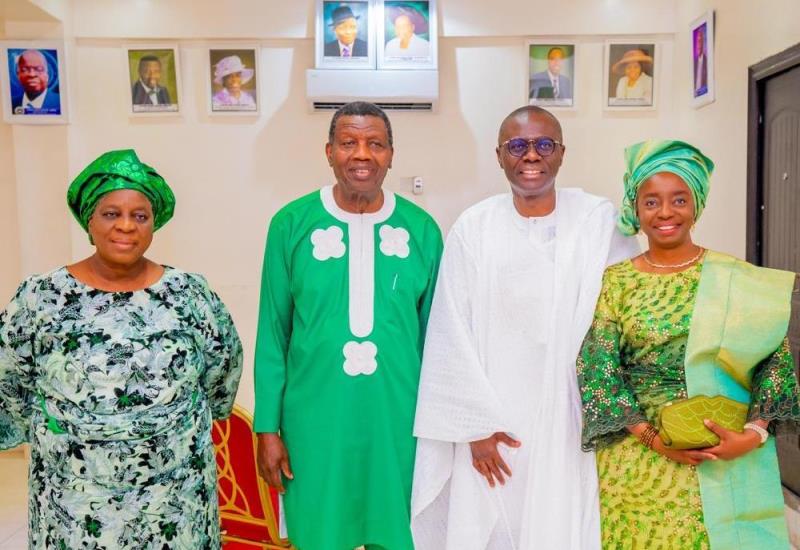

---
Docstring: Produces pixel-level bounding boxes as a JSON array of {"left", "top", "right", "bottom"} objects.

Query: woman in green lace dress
[
  {"left": 0, "top": 150, "right": 243, "bottom": 549},
  {"left": 578, "top": 140, "right": 800, "bottom": 549}
]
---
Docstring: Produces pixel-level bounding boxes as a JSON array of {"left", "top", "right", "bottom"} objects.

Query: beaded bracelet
[
  {"left": 638, "top": 425, "right": 659, "bottom": 449},
  {"left": 743, "top": 422, "right": 769, "bottom": 444}
]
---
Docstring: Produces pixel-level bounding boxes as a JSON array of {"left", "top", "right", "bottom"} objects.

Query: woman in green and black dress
[
  {"left": 578, "top": 140, "right": 800, "bottom": 549},
  {"left": 0, "top": 149, "right": 243, "bottom": 549}
]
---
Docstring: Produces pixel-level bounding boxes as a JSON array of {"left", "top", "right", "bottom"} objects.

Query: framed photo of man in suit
[
  {"left": 316, "top": 0, "right": 375, "bottom": 69},
  {"left": 126, "top": 46, "right": 181, "bottom": 115},
  {"left": 376, "top": 0, "right": 437, "bottom": 70},
  {"left": 527, "top": 42, "right": 575, "bottom": 108},
  {"left": 0, "top": 41, "right": 68, "bottom": 124},
  {"left": 690, "top": 10, "right": 715, "bottom": 109}
]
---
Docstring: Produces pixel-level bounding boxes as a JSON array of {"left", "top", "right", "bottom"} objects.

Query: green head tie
[
  {"left": 618, "top": 139, "right": 714, "bottom": 236},
  {"left": 67, "top": 149, "right": 175, "bottom": 238}
]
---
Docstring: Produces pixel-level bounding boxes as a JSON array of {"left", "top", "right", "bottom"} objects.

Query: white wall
[
  {"left": 0, "top": 116, "right": 22, "bottom": 302},
  {"left": 672, "top": 0, "right": 800, "bottom": 257},
  {"left": 3, "top": 0, "right": 799, "bottom": 412}
]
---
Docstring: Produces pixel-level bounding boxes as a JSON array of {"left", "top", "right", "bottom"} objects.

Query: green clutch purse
[{"left": 658, "top": 395, "right": 749, "bottom": 450}]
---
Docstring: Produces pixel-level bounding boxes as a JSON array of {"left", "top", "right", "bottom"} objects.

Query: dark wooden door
[{"left": 760, "top": 61, "right": 800, "bottom": 496}]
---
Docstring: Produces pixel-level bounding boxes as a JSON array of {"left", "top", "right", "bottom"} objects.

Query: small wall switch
[{"left": 412, "top": 176, "right": 424, "bottom": 195}]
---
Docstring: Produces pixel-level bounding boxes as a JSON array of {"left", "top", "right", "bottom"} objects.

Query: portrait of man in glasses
[
  {"left": 412, "top": 105, "right": 638, "bottom": 549},
  {"left": 9, "top": 48, "right": 61, "bottom": 115}
]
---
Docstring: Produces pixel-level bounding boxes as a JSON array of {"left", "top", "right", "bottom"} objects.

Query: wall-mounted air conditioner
[{"left": 306, "top": 69, "right": 438, "bottom": 112}]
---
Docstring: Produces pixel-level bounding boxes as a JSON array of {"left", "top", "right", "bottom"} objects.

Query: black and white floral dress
[{"left": 0, "top": 267, "right": 243, "bottom": 549}]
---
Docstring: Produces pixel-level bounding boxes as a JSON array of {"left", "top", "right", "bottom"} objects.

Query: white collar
[
  {"left": 22, "top": 89, "right": 47, "bottom": 109},
  {"left": 320, "top": 184, "right": 395, "bottom": 224}
]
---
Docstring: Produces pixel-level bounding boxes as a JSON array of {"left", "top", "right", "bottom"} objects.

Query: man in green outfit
[{"left": 254, "top": 101, "right": 443, "bottom": 550}]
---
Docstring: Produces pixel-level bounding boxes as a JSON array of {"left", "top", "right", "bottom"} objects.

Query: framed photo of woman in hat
[
  {"left": 376, "top": 0, "right": 437, "bottom": 70},
  {"left": 208, "top": 47, "right": 259, "bottom": 114},
  {"left": 315, "top": 0, "right": 375, "bottom": 69},
  {"left": 603, "top": 40, "right": 658, "bottom": 110}
]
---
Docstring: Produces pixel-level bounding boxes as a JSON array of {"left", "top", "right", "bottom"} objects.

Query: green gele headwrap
[
  {"left": 618, "top": 140, "right": 714, "bottom": 236},
  {"left": 67, "top": 149, "right": 175, "bottom": 236}
]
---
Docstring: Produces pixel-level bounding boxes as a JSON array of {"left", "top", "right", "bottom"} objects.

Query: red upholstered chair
[{"left": 212, "top": 404, "right": 294, "bottom": 550}]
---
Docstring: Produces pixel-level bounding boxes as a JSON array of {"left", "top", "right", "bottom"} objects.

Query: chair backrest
[{"left": 212, "top": 404, "right": 286, "bottom": 546}]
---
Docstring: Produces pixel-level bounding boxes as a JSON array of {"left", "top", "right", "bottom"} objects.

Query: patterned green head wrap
[
  {"left": 618, "top": 140, "right": 714, "bottom": 236},
  {"left": 67, "top": 149, "right": 175, "bottom": 235}
]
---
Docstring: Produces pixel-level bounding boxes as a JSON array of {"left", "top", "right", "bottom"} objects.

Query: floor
[
  {"left": 1, "top": 448, "right": 798, "bottom": 549},
  {"left": 0, "top": 449, "right": 28, "bottom": 550}
]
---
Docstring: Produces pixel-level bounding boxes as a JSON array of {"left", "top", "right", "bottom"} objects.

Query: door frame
[{"left": 746, "top": 42, "right": 800, "bottom": 264}]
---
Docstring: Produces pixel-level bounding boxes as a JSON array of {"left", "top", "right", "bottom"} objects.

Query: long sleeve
[
  {"left": 747, "top": 337, "right": 800, "bottom": 427},
  {"left": 413, "top": 228, "right": 510, "bottom": 443},
  {"left": 577, "top": 274, "right": 646, "bottom": 451},
  {"left": 0, "top": 281, "right": 36, "bottom": 450},
  {"left": 199, "top": 282, "right": 244, "bottom": 420},
  {"left": 416, "top": 220, "right": 444, "bottom": 358},
  {"left": 253, "top": 216, "right": 294, "bottom": 433}
]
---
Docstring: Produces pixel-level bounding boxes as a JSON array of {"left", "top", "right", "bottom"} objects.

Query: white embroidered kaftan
[{"left": 411, "top": 189, "right": 639, "bottom": 550}]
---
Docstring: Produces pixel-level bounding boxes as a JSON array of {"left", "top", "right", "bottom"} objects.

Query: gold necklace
[{"left": 643, "top": 247, "right": 705, "bottom": 269}]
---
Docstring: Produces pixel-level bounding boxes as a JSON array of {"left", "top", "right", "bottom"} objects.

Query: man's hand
[
  {"left": 469, "top": 432, "right": 521, "bottom": 488},
  {"left": 703, "top": 419, "right": 763, "bottom": 461},
  {"left": 256, "top": 433, "right": 294, "bottom": 494}
]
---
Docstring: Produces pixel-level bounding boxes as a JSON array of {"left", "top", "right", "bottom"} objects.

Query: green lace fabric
[
  {"left": 577, "top": 259, "right": 800, "bottom": 548},
  {"left": 578, "top": 259, "right": 800, "bottom": 451}
]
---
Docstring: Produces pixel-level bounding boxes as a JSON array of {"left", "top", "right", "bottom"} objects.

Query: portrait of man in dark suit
[
  {"left": 323, "top": 4, "right": 368, "bottom": 58},
  {"left": 693, "top": 25, "right": 708, "bottom": 97},
  {"left": 9, "top": 48, "right": 61, "bottom": 115},
  {"left": 131, "top": 55, "right": 171, "bottom": 106},
  {"left": 529, "top": 46, "right": 574, "bottom": 102}
]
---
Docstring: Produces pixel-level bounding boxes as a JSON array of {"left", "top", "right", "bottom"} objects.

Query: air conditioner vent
[
  {"left": 307, "top": 69, "right": 438, "bottom": 112},
  {"left": 312, "top": 101, "right": 433, "bottom": 111}
]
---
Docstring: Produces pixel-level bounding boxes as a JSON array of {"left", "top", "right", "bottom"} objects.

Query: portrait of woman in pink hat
[
  {"left": 607, "top": 43, "right": 656, "bottom": 107},
  {"left": 209, "top": 49, "right": 258, "bottom": 112}
]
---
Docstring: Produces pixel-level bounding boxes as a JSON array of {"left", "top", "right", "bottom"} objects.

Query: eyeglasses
[{"left": 500, "top": 137, "right": 563, "bottom": 158}]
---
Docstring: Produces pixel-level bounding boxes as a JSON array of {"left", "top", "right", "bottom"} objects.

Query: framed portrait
[
  {"left": 315, "top": 0, "right": 375, "bottom": 69},
  {"left": 527, "top": 42, "right": 576, "bottom": 108},
  {"left": 376, "top": 0, "right": 438, "bottom": 70},
  {"left": 604, "top": 41, "right": 658, "bottom": 110},
  {"left": 0, "top": 41, "right": 68, "bottom": 124},
  {"left": 690, "top": 10, "right": 715, "bottom": 108},
  {"left": 208, "top": 47, "right": 259, "bottom": 114},
  {"left": 125, "top": 45, "right": 181, "bottom": 115}
]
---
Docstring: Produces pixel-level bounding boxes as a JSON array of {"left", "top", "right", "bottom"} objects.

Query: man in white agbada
[{"left": 411, "top": 106, "right": 639, "bottom": 550}]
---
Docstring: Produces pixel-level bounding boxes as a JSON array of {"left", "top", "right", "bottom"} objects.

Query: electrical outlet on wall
[{"left": 412, "top": 176, "right": 424, "bottom": 195}]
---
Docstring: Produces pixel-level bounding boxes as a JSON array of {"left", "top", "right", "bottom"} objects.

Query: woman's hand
[
  {"left": 651, "top": 435, "right": 718, "bottom": 465},
  {"left": 469, "top": 432, "right": 521, "bottom": 488},
  {"left": 628, "top": 422, "right": 716, "bottom": 465},
  {"left": 702, "top": 419, "right": 763, "bottom": 461},
  {"left": 256, "top": 432, "right": 294, "bottom": 494}
]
